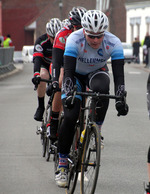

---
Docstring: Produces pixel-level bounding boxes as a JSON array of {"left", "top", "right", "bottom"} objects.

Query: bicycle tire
[
  {"left": 46, "top": 138, "right": 50, "bottom": 161},
  {"left": 67, "top": 123, "right": 80, "bottom": 194},
  {"left": 80, "top": 123, "right": 101, "bottom": 194},
  {"left": 54, "top": 112, "right": 64, "bottom": 173},
  {"left": 44, "top": 105, "right": 51, "bottom": 161},
  {"left": 41, "top": 125, "right": 47, "bottom": 157}
]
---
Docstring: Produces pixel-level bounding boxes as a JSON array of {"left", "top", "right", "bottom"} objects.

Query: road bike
[
  {"left": 34, "top": 78, "right": 60, "bottom": 162},
  {"left": 66, "top": 86, "right": 125, "bottom": 194}
]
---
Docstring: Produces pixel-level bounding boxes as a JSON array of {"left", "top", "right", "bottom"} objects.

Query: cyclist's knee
[
  {"left": 40, "top": 69, "right": 49, "bottom": 79},
  {"left": 89, "top": 71, "right": 110, "bottom": 93}
]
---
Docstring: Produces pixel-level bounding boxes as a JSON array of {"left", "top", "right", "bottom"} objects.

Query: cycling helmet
[
  {"left": 62, "top": 19, "right": 71, "bottom": 27},
  {"left": 81, "top": 10, "right": 109, "bottom": 33},
  {"left": 68, "top": 6, "right": 87, "bottom": 26},
  {"left": 46, "top": 18, "right": 62, "bottom": 37}
]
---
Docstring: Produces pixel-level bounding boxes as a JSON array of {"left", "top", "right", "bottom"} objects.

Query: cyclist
[
  {"left": 55, "top": 10, "right": 129, "bottom": 187},
  {"left": 32, "top": 18, "right": 62, "bottom": 122},
  {"left": 145, "top": 73, "right": 150, "bottom": 194},
  {"left": 46, "top": 7, "right": 87, "bottom": 141},
  {"left": 62, "top": 18, "right": 71, "bottom": 27}
]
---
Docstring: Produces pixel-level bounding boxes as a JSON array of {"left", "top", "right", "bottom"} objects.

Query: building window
[
  {"left": 130, "top": 17, "right": 141, "bottom": 42},
  {"left": 146, "top": 17, "right": 150, "bottom": 34}
]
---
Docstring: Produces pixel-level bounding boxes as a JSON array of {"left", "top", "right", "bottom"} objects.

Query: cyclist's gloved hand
[
  {"left": 46, "top": 81, "right": 59, "bottom": 96},
  {"left": 115, "top": 101, "right": 129, "bottom": 116},
  {"left": 65, "top": 95, "right": 75, "bottom": 109},
  {"left": 32, "top": 75, "right": 41, "bottom": 85}
]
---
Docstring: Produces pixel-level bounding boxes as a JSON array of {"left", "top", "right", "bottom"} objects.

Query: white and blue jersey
[{"left": 64, "top": 29, "right": 124, "bottom": 75}]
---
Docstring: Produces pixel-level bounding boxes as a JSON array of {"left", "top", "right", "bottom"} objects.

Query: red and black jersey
[
  {"left": 53, "top": 25, "right": 73, "bottom": 50},
  {"left": 52, "top": 25, "right": 73, "bottom": 81},
  {"left": 33, "top": 33, "right": 53, "bottom": 75}
]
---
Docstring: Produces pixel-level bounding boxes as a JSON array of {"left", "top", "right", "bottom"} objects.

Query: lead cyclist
[{"left": 55, "top": 10, "right": 129, "bottom": 187}]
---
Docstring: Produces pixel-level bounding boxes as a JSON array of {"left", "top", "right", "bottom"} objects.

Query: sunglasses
[{"left": 85, "top": 31, "right": 104, "bottom": 39}]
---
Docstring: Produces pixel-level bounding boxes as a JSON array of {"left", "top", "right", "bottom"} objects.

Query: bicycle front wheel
[
  {"left": 80, "top": 124, "right": 101, "bottom": 194},
  {"left": 67, "top": 122, "right": 80, "bottom": 194}
]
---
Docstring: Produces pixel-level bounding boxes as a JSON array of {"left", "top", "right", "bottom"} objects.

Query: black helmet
[{"left": 68, "top": 6, "right": 87, "bottom": 26}]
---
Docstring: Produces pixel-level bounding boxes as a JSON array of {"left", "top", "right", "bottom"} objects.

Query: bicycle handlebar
[
  {"left": 71, "top": 85, "right": 124, "bottom": 101},
  {"left": 34, "top": 78, "right": 52, "bottom": 91},
  {"left": 33, "top": 78, "right": 61, "bottom": 92}
]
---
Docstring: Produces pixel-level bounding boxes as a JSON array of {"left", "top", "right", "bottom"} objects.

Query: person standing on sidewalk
[
  {"left": 144, "top": 33, "right": 150, "bottom": 68},
  {"left": 132, "top": 37, "right": 141, "bottom": 64},
  {"left": 3, "top": 34, "right": 13, "bottom": 47}
]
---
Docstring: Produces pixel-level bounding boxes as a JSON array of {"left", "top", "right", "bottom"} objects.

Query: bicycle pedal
[
  {"left": 49, "top": 148, "right": 55, "bottom": 154},
  {"left": 36, "top": 127, "right": 43, "bottom": 135}
]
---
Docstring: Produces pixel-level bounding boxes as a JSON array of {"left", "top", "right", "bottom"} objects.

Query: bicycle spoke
[{"left": 81, "top": 125, "right": 100, "bottom": 194}]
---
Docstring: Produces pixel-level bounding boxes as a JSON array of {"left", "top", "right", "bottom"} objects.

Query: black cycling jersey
[{"left": 33, "top": 33, "right": 53, "bottom": 75}]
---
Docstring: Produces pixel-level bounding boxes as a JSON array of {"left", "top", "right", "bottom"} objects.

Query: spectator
[
  {"left": 132, "top": 37, "right": 141, "bottom": 64},
  {"left": 144, "top": 33, "right": 150, "bottom": 67},
  {"left": 3, "top": 34, "right": 13, "bottom": 47}
]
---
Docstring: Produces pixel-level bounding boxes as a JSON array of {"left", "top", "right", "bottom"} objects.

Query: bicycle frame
[{"left": 67, "top": 87, "right": 124, "bottom": 194}]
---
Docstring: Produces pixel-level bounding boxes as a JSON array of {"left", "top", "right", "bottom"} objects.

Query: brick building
[
  {"left": 1, "top": 0, "right": 146, "bottom": 51},
  {"left": 1, "top": 0, "right": 96, "bottom": 51}
]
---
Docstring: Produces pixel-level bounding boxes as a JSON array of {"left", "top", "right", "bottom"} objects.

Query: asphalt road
[{"left": 0, "top": 62, "right": 150, "bottom": 194}]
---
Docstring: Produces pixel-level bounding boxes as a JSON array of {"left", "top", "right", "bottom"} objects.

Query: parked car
[
  {"left": 22, "top": 45, "right": 34, "bottom": 63},
  {"left": 122, "top": 42, "right": 135, "bottom": 64}
]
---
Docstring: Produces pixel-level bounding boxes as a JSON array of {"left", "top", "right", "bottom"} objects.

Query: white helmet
[
  {"left": 62, "top": 19, "right": 71, "bottom": 27},
  {"left": 46, "top": 18, "right": 62, "bottom": 37},
  {"left": 81, "top": 10, "right": 109, "bottom": 33}
]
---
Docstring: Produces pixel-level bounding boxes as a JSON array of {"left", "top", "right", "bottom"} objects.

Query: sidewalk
[{"left": 129, "top": 62, "right": 150, "bottom": 73}]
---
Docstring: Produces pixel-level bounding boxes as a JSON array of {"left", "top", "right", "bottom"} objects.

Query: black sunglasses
[{"left": 85, "top": 31, "right": 104, "bottom": 39}]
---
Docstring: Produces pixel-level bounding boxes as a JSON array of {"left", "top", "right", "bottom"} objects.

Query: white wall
[
  {"left": 126, "top": 2, "right": 150, "bottom": 44},
  {"left": 125, "top": 2, "right": 150, "bottom": 63}
]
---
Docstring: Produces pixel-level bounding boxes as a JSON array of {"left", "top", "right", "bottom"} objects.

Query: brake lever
[
  {"left": 71, "top": 85, "right": 77, "bottom": 105},
  {"left": 34, "top": 84, "right": 38, "bottom": 91}
]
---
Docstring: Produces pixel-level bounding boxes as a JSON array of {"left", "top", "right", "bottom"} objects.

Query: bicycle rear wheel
[
  {"left": 40, "top": 125, "right": 47, "bottom": 157},
  {"left": 80, "top": 123, "right": 101, "bottom": 194},
  {"left": 46, "top": 137, "right": 50, "bottom": 161}
]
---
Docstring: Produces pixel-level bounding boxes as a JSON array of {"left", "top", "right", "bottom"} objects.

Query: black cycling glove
[
  {"left": 32, "top": 75, "right": 41, "bottom": 85},
  {"left": 115, "top": 101, "right": 129, "bottom": 116},
  {"left": 46, "top": 81, "right": 59, "bottom": 96}
]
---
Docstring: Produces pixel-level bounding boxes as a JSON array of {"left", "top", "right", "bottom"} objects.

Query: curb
[
  {"left": 129, "top": 63, "right": 150, "bottom": 73},
  {"left": 0, "top": 63, "right": 24, "bottom": 80}
]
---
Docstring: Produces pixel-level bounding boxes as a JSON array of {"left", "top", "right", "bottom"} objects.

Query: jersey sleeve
[
  {"left": 111, "top": 39, "right": 124, "bottom": 60},
  {"left": 53, "top": 28, "right": 71, "bottom": 51},
  {"left": 64, "top": 34, "right": 78, "bottom": 58},
  {"left": 33, "top": 38, "right": 44, "bottom": 74}
]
